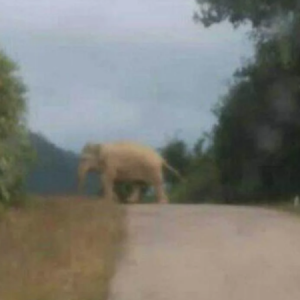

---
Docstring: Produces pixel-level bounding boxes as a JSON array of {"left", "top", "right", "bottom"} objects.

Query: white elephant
[{"left": 77, "top": 140, "right": 182, "bottom": 203}]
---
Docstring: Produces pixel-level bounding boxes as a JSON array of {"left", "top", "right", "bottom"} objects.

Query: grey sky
[{"left": 1, "top": 0, "right": 253, "bottom": 152}]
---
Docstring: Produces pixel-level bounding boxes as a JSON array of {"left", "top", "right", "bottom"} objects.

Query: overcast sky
[{"left": 1, "top": 0, "right": 253, "bottom": 153}]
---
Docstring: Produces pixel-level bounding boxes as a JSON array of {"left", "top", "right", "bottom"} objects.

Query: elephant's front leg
[
  {"left": 127, "top": 184, "right": 141, "bottom": 204},
  {"left": 102, "top": 174, "right": 117, "bottom": 202}
]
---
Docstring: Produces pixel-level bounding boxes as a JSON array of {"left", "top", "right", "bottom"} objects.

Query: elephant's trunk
[{"left": 77, "top": 162, "right": 88, "bottom": 194}]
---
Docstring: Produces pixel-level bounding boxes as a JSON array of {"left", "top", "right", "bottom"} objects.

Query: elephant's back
[{"left": 103, "top": 141, "right": 163, "bottom": 165}]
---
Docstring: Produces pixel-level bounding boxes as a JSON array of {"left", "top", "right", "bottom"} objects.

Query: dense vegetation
[
  {"left": 160, "top": 0, "right": 300, "bottom": 204},
  {"left": 0, "top": 47, "right": 125, "bottom": 300},
  {"left": 3, "top": 0, "right": 300, "bottom": 205},
  {"left": 0, "top": 49, "right": 33, "bottom": 206}
]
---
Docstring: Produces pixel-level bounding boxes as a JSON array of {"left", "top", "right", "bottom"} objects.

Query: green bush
[
  {"left": 0, "top": 49, "right": 34, "bottom": 206},
  {"left": 114, "top": 182, "right": 149, "bottom": 203},
  {"left": 170, "top": 157, "right": 221, "bottom": 204}
]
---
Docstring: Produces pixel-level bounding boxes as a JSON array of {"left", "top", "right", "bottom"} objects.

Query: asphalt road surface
[{"left": 109, "top": 204, "right": 300, "bottom": 300}]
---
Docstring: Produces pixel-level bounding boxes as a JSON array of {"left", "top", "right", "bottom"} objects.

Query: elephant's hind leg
[
  {"left": 127, "top": 185, "right": 141, "bottom": 204},
  {"left": 153, "top": 180, "right": 169, "bottom": 204},
  {"left": 102, "top": 174, "right": 117, "bottom": 202}
]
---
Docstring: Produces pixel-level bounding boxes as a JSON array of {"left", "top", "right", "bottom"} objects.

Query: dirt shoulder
[
  {"left": 0, "top": 196, "right": 126, "bottom": 300},
  {"left": 109, "top": 204, "right": 300, "bottom": 300}
]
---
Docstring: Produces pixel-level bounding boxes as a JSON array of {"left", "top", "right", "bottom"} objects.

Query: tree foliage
[
  {"left": 194, "top": 0, "right": 299, "bottom": 29},
  {"left": 159, "top": 137, "right": 192, "bottom": 186},
  {"left": 160, "top": 136, "right": 220, "bottom": 203},
  {"left": 191, "top": 0, "right": 300, "bottom": 203},
  {"left": 0, "top": 49, "right": 33, "bottom": 205},
  {"left": 194, "top": 0, "right": 300, "bottom": 69}
]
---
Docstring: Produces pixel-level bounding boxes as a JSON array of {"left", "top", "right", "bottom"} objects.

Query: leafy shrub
[{"left": 0, "top": 49, "right": 33, "bottom": 205}]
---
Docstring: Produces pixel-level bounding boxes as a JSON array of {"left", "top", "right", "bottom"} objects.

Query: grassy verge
[
  {"left": 0, "top": 195, "right": 127, "bottom": 300},
  {"left": 251, "top": 200, "right": 300, "bottom": 219},
  {"left": 268, "top": 203, "right": 300, "bottom": 215}
]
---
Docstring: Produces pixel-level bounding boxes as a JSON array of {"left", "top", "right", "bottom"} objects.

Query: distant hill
[{"left": 26, "top": 132, "right": 99, "bottom": 195}]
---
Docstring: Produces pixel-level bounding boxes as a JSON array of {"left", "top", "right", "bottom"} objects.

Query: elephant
[
  {"left": 77, "top": 140, "right": 182, "bottom": 203},
  {"left": 76, "top": 147, "right": 146, "bottom": 203}
]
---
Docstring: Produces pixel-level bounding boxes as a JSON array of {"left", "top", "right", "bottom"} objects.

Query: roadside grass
[
  {"left": 267, "top": 202, "right": 300, "bottom": 216},
  {"left": 248, "top": 199, "right": 300, "bottom": 218},
  {"left": 0, "top": 195, "right": 127, "bottom": 300}
]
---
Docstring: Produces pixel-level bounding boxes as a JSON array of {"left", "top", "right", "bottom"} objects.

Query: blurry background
[
  {"left": 2, "top": 0, "right": 298, "bottom": 204},
  {"left": 1, "top": 0, "right": 251, "bottom": 151}
]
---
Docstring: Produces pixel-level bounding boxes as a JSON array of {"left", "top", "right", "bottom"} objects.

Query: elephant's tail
[{"left": 163, "top": 160, "right": 184, "bottom": 182}]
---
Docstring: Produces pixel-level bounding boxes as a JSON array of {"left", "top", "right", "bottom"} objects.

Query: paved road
[{"left": 109, "top": 204, "right": 300, "bottom": 300}]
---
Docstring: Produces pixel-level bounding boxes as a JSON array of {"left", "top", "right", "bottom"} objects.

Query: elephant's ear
[
  {"left": 96, "top": 143, "right": 104, "bottom": 157},
  {"left": 85, "top": 143, "right": 102, "bottom": 160},
  {"left": 95, "top": 144, "right": 106, "bottom": 166},
  {"left": 90, "top": 143, "right": 101, "bottom": 154},
  {"left": 82, "top": 142, "right": 94, "bottom": 152},
  {"left": 80, "top": 142, "right": 97, "bottom": 160}
]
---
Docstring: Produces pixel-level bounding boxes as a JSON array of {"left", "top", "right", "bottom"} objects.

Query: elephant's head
[{"left": 77, "top": 143, "right": 102, "bottom": 193}]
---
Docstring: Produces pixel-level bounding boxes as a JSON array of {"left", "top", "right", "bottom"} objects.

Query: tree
[
  {"left": 0, "top": 48, "right": 33, "bottom": 205},
  {"left": 194, "top": 0, "right": 299, "bottom": 29},
  {"left": 159, "top": 135, "right": 221, "bottom": 203},
  {"left": 180, "top": 135, "right": 221, "bottom": 203},
  {"left": 210, "top": 45, "right": 300, "bottom": 202},
  {"left": 192, "top": 0, "right": 300, "bottom": 203},
  {"left": 194, "top": 0, "right": 300, "bottom": 69}
]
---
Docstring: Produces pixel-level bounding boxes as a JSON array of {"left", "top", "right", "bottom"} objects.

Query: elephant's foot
[
  {"left": 127, "top": 187, "right": 141, "bottom": 204},
  {"left": 158, "top": 198, "right": 169, "bottom": 204},
  {"left": 104, "top": 192, "right": 118, "bottom": 203},
  {"left": 128, "top": 197, "right": 139, "bottom": 204}
]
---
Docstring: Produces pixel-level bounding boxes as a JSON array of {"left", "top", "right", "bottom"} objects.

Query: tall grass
[{"left": 0, "top": 196, "right": 126, "bottom": 300}]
